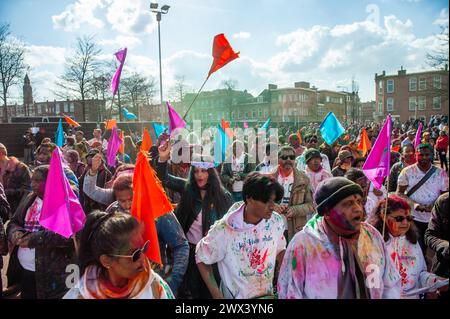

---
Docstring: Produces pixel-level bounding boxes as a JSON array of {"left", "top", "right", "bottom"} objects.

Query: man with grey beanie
[{"left": 277, "top": 177, "right": 401, "bottom": 299}]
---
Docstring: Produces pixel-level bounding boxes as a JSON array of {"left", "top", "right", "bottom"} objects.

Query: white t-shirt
[
  {"left": 186, "top": 211, "right": 203, "bottom": 245},
  {"left": 278, "top": 172, "right": 294, "bottom": 230},
  {"left": 397, "top": 164, "right": 448, "bottom": 223},
  {"left": 196, "top": 203, "right": 286, "bottom": 299},
  {"left": 231, "top": 154, "right": 245, "bottom": 192}
]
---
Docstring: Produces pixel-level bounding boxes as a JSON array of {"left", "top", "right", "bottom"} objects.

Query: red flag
[
  {"left": 63, "top": 115, "right": 81, "bottom": 127},
  {"left": 131, "top": 152, "right": 173, "bottom": 264},
  {"left": 221, "top": 118, "right": 233, "bottom": 139},
  {"left": 141, "top": 128, "right": 153, "bottom": 152},
  {"left": 391, "top": 145, "right": 401, "bottom": 153},
  {"left": 208, "top": 34, "right": 239, "bottom": 78},
  {"left": 358, "top": 128, "right": 372, "bottom": 157}
]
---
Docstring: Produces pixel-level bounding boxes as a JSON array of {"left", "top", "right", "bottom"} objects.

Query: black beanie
[{"left": 314, "top": 177, "right": 364, "bottom": 215}]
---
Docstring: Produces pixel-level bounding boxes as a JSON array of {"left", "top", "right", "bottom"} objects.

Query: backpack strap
[{"left": 406, "top": 166, "right": 437, "bottom": 197}]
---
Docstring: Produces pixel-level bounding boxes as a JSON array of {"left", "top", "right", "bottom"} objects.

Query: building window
[
  {"left": 378, "top": 101, "right": 383, "bottom": 113},
  {"left": 419, "top": 78, "right": 426, "bottom": 90},
  {"left": 252, "top": 110, "right": 256, "bottom": 118},
  {"left": 278, "top": 95, "right": 282, "bottom": 102},
  {"left": 244, "top": 112, "right": 248, "bottom": 118},
  {"left": 257, "top": 96, "right": 264, "bottom": 103},
  {"left": 409, "top": 78, "right": 417, "bottom": 91},
  {"left": 378, "top": 80, "right": 383, "bottom": 94},
  {"left": 55, "top": 103, "right": 60, "bottom": 114},
  {"left": 64, "top": 102, "right": 69, "bottom": 113},
  {"left": 265, "top": 110, "right": 269, "bottom": 117},
  {"left": 387, "top": 98, "right": 394, "bottom": 111},
  {"left": 433, "top": 96, "right": 441, "bottom": 109},
  {"left": 433, "top": 75, "right": 441, "bottom": 89},
  {"left": 70, "top": 103, "right": 75, "bottom": 112},
  {"left": 326, "top": 96, "right": 330, "bottom": 103},
  {"left": 258, "top": 110, "right": 262, "bottom": 117},
  {"left": 339, "top": 98, "right": 343, "bottom": 104},
  {"left": 37, "top": 105, "right": 42, "bottom": 114},
  {"left": 408, "top": 97, "right": 417, "bottom": 111},
  {"left": 387, "top": 80, "right": 394, "bottom": 93},
  {"left": 418, "top": 96, "right": 426, "bottom": 110}
]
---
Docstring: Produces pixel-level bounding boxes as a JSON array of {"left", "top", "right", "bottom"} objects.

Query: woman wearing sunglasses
[
  {"left": 64, "top": 211, "right": 174, "bottom": 299},
  {"left": 368, "top": 194, "right": 448, "bottom": 299}
]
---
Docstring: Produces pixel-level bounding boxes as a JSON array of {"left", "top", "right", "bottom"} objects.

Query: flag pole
[
  {"left": 108, "top": 95, "right": 116, "bottom": 120},
  {"left": 72, "top": 236, "right": 80, "bottom": 258},
  {"left": 381, "top": 173, "right": 390, "bottom": 238},
  {"left": 182, "top": 77, "right": 209, "bottom": 121}
]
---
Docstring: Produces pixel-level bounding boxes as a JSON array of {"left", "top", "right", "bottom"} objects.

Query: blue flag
[
  {"left": 320, "top": 112, "right": 345, "bottom": 145},
  {"left": 261, "top": 118, "right": 271, "bottom": 130},
  {"left": 55, "top": 119, "right": 64, "bottom": 147},
  {"left": 214, "top": 124, "right": 230, "bottom": 164},
  {"left": 123, "top": 108, "right": 137, "bottom": 120},
  {"left": 152, "top": 123, "right": 167, "bottom": 138}
]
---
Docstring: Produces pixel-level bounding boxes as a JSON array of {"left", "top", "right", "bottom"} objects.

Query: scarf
[
  {"left": 323, "top": 217, "right": 369, "bottom": 299},
  {"left": 80, "top": 259, "right": 152, "bottom": 299}
]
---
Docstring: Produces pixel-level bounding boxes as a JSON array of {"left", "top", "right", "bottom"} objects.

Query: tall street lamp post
[{"left": 150, "top": 3, "right": 170, "bottom": 122}]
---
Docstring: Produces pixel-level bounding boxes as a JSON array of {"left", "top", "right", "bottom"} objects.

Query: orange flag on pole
[
  {"left": 297, "top": 130, "right": 302, "bottom": 145},
  {"left": 131, "top": 152, "right": 173, "bottom": 265},
  {"left": 208, "top": 34, "right": 240, "bottom": 78},
  {"left": 63, "top": 115, "right": 80, "bottom": 127},
  {"left": 221, "top": 118, "right": 233, "bottom": 139},
  {"left": 119, "top": 130, "right": 124, "bottom": 155},
  {"left": 358, "top": 128, "right": 372, "bottom": 156},
  {"left": 140, "top": 127, "right": 152, "bottom": 152},
  {"left": 105, "top": 119, "right": 117, "bottom": 130}
]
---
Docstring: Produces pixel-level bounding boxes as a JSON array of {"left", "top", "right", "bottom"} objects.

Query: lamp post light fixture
[{"left": 150, "top": 2, "right": 170, "bottom": 122}]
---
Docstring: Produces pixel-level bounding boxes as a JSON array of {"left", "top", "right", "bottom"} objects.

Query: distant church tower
[{"left": 23, "top": 74, "right": 33, "bottom": 116}]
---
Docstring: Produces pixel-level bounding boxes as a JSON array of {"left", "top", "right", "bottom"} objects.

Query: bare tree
[
  {"left": 0, "top": 23, "right": 27, "bottom": 122},
  {"left": 168, "top": 75, "right": 187, "bottom": 102},
  {"left": 424, "top": 25, "right": 449, "bottom": 103},
  {"left": 55, "top": 35, "right": 101, "bottom": 121},
  {"left": 221, "top": 79, "right": 238, "bottom": 120},
  {"left": 121, "top": 73, "right": 157, "bottom": 120}
]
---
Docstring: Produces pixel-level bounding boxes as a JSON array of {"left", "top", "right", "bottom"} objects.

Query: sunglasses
[
  {"left": 108, "top": 240, "right": 150, "bottom": 263},
  {"left": 280, "top": 155, "right": 296, "bottom": 160},
  {"left": 389, "top": 215, "right": 414, "bottom": 223}
]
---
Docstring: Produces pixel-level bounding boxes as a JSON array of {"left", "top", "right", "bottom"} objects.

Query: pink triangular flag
[
  {"left": 106, "top": 127, "right": 123, "bottom": 167},
  {"left": 167, "top": 101, "right": 186, "bottom": 133},
  {"left": 39, "top": 148, "right": 86, "bottom": 238},
  {"left": 362, "top": 115, "right": 392, "bottom": 190},
  {"left": 414, "top": 122, "right": 423, "bottom": 148},
  {"left": 111, "top": 48, "right": 127, "bottom": 96}
]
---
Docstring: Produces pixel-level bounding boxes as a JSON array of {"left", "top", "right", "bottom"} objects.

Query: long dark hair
[
  {"left": 368, "top": 194, "right": 418, "bottom": 244},
  {"left": 176, "top": 164, "right": 232, "bottom": 234},
  {"left": 78, "top": 211, "right": 139, "bottom": 274}
]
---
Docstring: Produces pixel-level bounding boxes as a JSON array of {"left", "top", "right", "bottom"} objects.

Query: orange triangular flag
[
  {"left": 131, "top": 152, "right": 173, "bottom": 265},
  {"left": 221, "top": 118, "right": 233, "bottom": 139},
  {"left": 358, "top": 128, "right": 372, "bottom": 156},
  {"left": 141, "top": 128, "right": 153, "bottom": 152},
  {"left": 63, "top": 115, "right": 81, "bottom": 127},
  {"left": 105, "top": 119, "right": 117, "bottom": 130},
  {"left": 119, "top": 130, "right": 124, "bottom": 155},
  {"left": 297, "top": 130, "right": 303, "bottom": 145}
]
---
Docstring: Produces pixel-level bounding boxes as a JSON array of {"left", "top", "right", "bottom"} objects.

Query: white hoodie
[
  {"left": 195, "top": 202, "right": 286, "bottom": 299},
  {"left": 277, "top": 215, "right": 401, "bottom": 299}
]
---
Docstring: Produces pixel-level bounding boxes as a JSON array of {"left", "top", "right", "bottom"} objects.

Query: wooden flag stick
[
  {"left": 72, "top": 236, "right": 80, "bottom": 259},
  {"left": 381, "top": 169, "right": 390, "bottom": 238},
  {"left": 107, "top": 95, "right": 116, "bottom": 120}
]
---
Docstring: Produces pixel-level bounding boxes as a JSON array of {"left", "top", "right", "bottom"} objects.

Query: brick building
[{"left": 375, "top": 66, "right": 449, "bottom": 122}]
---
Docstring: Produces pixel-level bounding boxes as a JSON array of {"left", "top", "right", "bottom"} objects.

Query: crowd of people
[{"left": 0, "top": 114, "right": 448, "bottom": 299}]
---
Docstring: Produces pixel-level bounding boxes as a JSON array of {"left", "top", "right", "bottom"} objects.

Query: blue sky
[{"left": 1, "top": 0, "right": 448, "bottom": 103}]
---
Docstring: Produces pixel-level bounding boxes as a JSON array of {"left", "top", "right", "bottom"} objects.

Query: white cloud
[
  {"left": 433, "top": 8, "right": 449, "bottom": 26},
  {"left": 98, "top": 35, "right": 142, "bottom": 49},
  {"left": 233, "top": 32, "right": 251, "bottom": 40},
  {"left": 25, "top": 45, "right": 67, "bottom": 68},
  {"left": 52, "top": 0, "right": 104, "bottom": 31},
  {"left": 105, "top": 0, "right": 156, "bottom": 35}
]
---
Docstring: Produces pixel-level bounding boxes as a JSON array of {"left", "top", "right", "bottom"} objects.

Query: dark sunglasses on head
[
  {"left": 108, "top": 240, "right": 150, "bottom": 263},
  {"left": 389, "top": 215, "right": 414, "bottom": 223},
  {"left": 280, "top": 155, "right": 296, "bottom": 160}
]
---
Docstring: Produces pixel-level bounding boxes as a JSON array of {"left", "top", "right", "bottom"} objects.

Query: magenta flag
[
  {"left": 111, "top": 48, "right": 127, "bottom": 96},
  {"left": 39, "top": 148, "right": 85, "bottom": 238},
  {"left": 107, "top": 126, "right": 123, "bottom": 167},
  {"left": 362, "top": 115, "right": 392, "bottom": 190},
  {"left": 167, "top": 101, "right": 186, "bottom": 133},
  {"left": 414, "top": 122, "right": 423, "bottom": 148}
]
